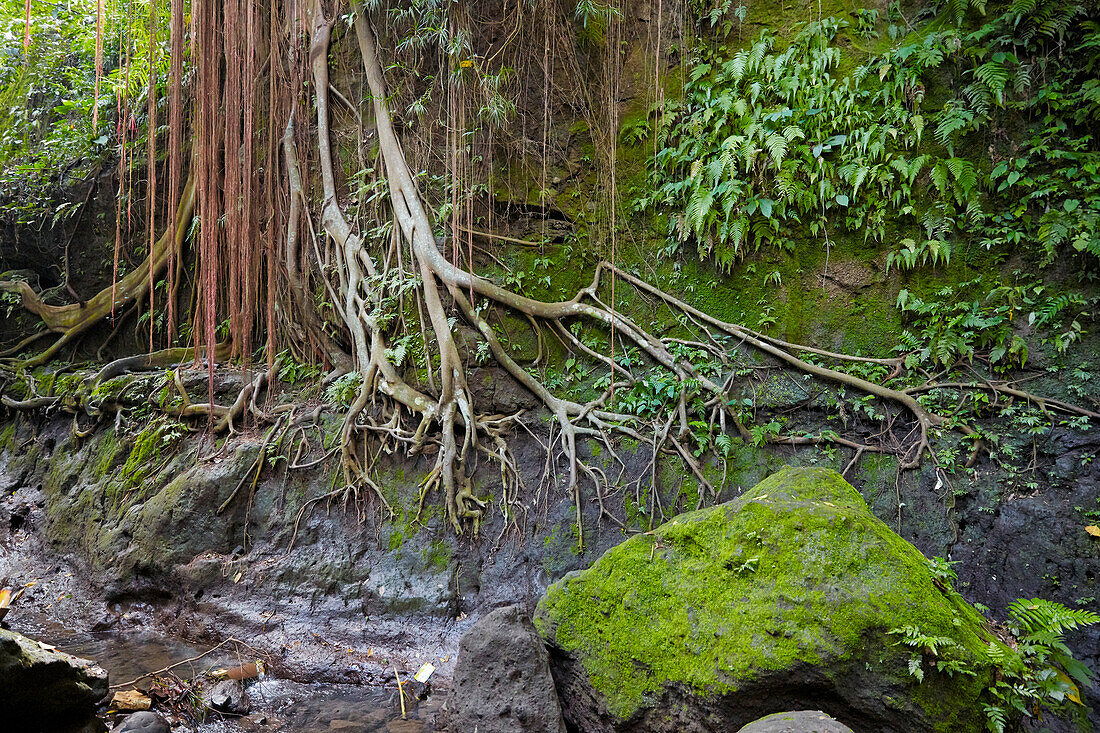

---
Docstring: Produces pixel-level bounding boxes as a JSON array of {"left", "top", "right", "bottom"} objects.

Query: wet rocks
[
  {"left": 535, "top": 467, "right": 1000, "bottom": 733},
  {"left": 443, "top": 604, "right": 567, "bottom": 733},
  {"left": 737, "top": 711, "right": 854, "bottom": 733},
  {"left": 0, "top": 627, "right": 109, "bottom": 725},
  {"left": 114, "top": 710, "right": 170, "bottom": 733},
  {"left": 204, "top": 677, "right": 251, "bottom": 716}
]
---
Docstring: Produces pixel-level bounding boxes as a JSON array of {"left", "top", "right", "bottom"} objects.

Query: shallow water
[
  {"left": 53, "top": 631, "right": 240, "bottom": 687},
  {"left": 47, "top": 630, "right": 436, "bottom": 732},
  {"left": 243, "top": 679, "right": 435, "bottom": 732}
]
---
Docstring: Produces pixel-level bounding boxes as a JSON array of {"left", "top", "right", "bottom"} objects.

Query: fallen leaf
[
  {"left": 414, "top": 663, "right": 435, "bottom": 683},
  {"left": 233, "top": 570, "right": 243, "bottom": 583},
  {"left": 1086, "top": 525, "right": 1100, "bottom": 538},
  {"left": 1056, "top": 670, "right": 1082, "bottom": 705},
  {"left": 111, "top": 690, "right": 151, "bottom": 711}
]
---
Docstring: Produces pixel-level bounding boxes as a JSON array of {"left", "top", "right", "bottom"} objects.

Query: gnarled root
[{"left": 0, "top": 172, "right": 197, "bottom": 368}]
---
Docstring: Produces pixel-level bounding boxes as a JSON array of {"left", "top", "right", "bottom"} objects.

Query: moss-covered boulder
[{"left": 534, "top": 467, "right": 998, "bottom": 733}]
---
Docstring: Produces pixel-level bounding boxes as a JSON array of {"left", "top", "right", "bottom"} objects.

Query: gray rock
[
  {"left": 738, "top": 711, "right": 854, "bottom": 733},
  {"left": 443, "top": 605, "right": 566, "bottom": 733},
  {"left": 205, "top": 677, "right": 250, "bottom": 715},
  {"left": 115, "top": 711, "right": 170, "bottom": 733},
  {"left": 0, "top": 628, "right": 109, "bottom": 725}
]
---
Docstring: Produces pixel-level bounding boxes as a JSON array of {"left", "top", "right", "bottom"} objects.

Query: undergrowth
[{"left": 893, "top": 572, "right": 1100, "bottom": 732}]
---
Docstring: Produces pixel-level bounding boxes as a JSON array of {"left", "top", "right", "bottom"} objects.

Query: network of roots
[{"left": 1, "top": 0, "right": 1095, "bottom": 540}]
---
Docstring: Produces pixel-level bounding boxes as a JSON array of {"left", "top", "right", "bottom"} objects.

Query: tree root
[
  {"left": 0, "top": 172, "right": 197, "bottom": 368},
  {"left": 295, "top": 3, "right": 1096, "bottom": 536},
  {"left": 95, "top": 343, "right": 231, "bottom": 384},
  {"left": 0, "top": 3, "right": 1091, "bottom": 547}
]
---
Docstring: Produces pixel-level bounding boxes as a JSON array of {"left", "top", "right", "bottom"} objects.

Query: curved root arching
[
  {"left": 0, "top": 172, "right": 197, "bottom": 368},
  {"left": 303, "top": 1, "right": 1093, "bottom": 540},
  {"left": 1, "top": 2, "right": 1095, "bottom": 543}
]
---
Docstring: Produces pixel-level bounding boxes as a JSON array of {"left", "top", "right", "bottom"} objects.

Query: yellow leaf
[
  {"left": 111, "top": 690, "right": 151, "bottom": 711},
  {"left": 460, "top": 59, "right": 473, "bottom": 68},
  {"left": 1055, "top": 670, "right": 1083, "bottom": 705},
  {"left": 1086, "top": 525, "right": 1100, "bottom": 538}
]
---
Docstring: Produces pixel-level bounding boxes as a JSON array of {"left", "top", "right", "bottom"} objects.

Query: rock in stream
[
  {"left": 0, "top": 626, "right": 109, "bottom": 726},
  {"left": 535, "top": 467, "right": 1000, "bottom": 732}
]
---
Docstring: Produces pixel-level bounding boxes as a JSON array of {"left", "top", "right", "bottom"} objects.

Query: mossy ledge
[{"left": 534, "top": 466, "right": 999, "bottom": 732}]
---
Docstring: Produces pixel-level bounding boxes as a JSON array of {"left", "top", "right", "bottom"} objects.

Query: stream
[
  {"left": 50, "top": 629, "right": 438, "bottom": 732},
  {"left": 0, "top": 471, "right": 445, "bottom": 732}
]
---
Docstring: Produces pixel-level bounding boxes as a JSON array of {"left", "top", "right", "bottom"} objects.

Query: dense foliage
[
  {"left": 644, "top": 0, "right": 1100, "bottom": 274},
  {"left": 0, "top": 0, "right": 165, "bottom": 225}
]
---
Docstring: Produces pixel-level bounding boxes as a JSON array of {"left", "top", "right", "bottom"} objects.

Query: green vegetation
[
  {"left": 0, "top": 0, "right": 164, "bottom": 224},
  {"left": 536, "top": 468, "right": 997, "bottom": 727},
  {"left": 645, "top": 0, "right": 1099, "bottom": 280},
  {"left": 895, "top": 275, "right": 1092, "bottom": 369},
  {"left": 893, "top": 592, "right": 1100, "bottom": 732},
  {"left": 537, "top": 467, "right": 1099, "bottom": 731}
]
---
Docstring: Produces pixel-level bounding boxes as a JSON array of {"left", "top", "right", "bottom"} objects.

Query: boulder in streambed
[
  {"left": 534, "top": 467, "right": 1000, "bottom": 733},
  {"left": 737, "top": 710, "right": 854, "bottom": 732},
  {"left": 114, "top": 710, "right": 170, "bottom": 733},
  {"left": 202, "top": 677, "right": 251, "bottom": 716},
  {"left": 442, "top": 604, "right": 567, "bottom": 733},
  {"left": 0, "top": 627, "right": 109, "bottom": 725}
]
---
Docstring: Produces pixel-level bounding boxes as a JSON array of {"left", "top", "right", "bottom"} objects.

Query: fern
[
  {"left": 642, "top": 0, "right": 1100, "bottom": 281},
  {"left": 1008, "top": 598, "right": 1100, "bottom": 637}
]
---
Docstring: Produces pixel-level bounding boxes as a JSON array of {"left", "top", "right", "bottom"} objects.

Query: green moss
[
  {"left": 542, "top": 522, "right": 579, "bottom": 577},
  {"left": 118, "top": 422, "right": 168, "bottom": 491},
  {"left": 92, "top": 429, "right": 126, "bottom": 479},
  {"left": 0, "top": 422, "right": 16, "bottom": 452},
  {"left": 423, "top": 539, "right": 452, "bottom": 571},
  {"left": 535, "top": 467, "right": 996, "bottom": 728},
  {"left": 53, "top": 372, "right": 84, "bottom": 396}
]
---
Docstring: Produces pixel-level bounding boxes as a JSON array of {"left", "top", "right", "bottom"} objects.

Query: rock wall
[{"left": 0, "top": 399, "right": 1096, "bottom": 726}]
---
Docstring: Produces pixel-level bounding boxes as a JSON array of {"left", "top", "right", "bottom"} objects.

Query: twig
[{"left": 108, "top": 638, "right": 260, "bottom": 689}]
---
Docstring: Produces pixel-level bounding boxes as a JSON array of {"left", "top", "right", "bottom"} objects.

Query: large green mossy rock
[{"left": 534, "top": 467, "right": 997, "bottom": 733}]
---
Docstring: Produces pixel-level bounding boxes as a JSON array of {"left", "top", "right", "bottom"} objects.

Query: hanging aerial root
[{"left": 279, "top": 2, "right": 1100, "bottom": 537}]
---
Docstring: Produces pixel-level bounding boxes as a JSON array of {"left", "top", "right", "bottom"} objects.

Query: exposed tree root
[
  {"left": 0, "top": 3, "right": 1093, "bottom": 548},
  {"left": 276, "top": 2, "right": 1097, "bottom": 538},
  {"left": 0, "top": 172, "right": 197, "bottom": 367},
  {"left": 95, "top": 343, "right": 231, "bottom": 384}
]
